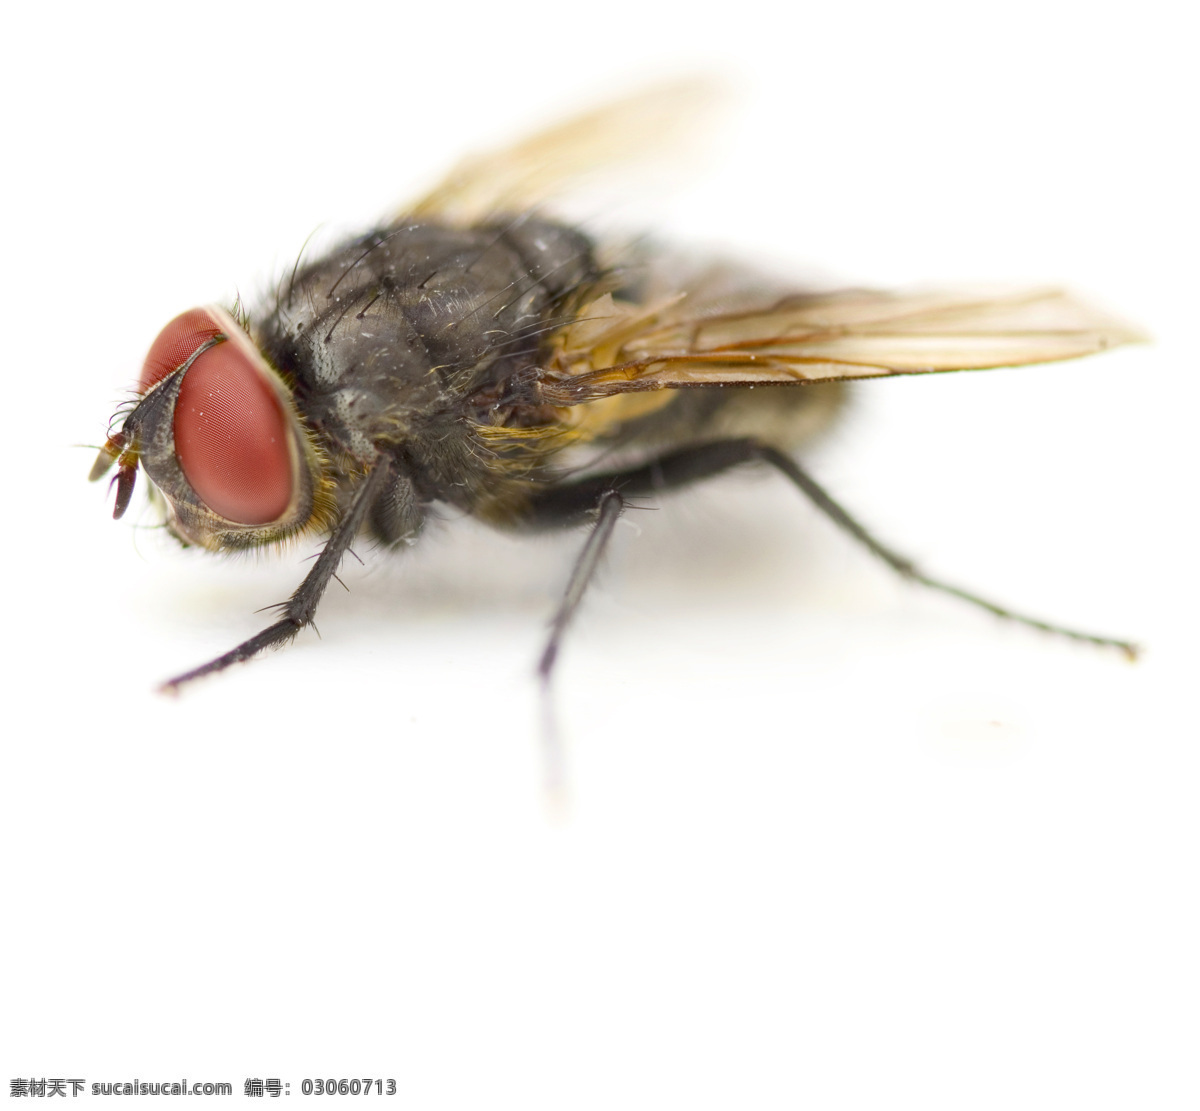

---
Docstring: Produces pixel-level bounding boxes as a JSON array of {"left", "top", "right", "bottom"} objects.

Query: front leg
[{"left": 161, "top": 460, "right": 394, "bottom": 692}]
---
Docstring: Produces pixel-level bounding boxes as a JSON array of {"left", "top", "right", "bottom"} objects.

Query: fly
[{"left": 90, "top": 86, "right": 1142, "bottom": 691}]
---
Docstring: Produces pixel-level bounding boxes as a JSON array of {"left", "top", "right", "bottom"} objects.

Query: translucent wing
[
  {"left": 540, "top": 287, "right": 1146, "bottom": 404},
  {"left": 403, "top": 80, "right": 718, "bottom": 225}
]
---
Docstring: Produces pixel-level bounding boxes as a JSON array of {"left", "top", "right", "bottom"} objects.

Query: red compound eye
[
  {"left": 167, "top": 307, "right": 294, "bottom": 525},
  {"left": 139, "top": 308, "right": 225, "bottom": 392}
]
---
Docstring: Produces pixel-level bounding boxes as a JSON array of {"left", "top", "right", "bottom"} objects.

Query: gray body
[
  {"left": 256, "top": 217, "right": 844, "bottom": 545},
  {"left": 257, "top": 219, "right": 601, "bottom": 543}
]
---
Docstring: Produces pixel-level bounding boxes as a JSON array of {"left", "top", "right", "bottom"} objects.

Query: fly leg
[
  {"left": 161, "top": 460, "right": 394, "bottom": 692},
  {"left": 537, "top": 490, "right": 625, "bottom": 685},
  {"left": 525, "top": 438, "right": 1137, "bottom": 660},
  {"left": 523, "top": 441, "right": 769, "bottom": 686},
  {"left": 526, "top": 488, "right": 625, "bottom": 809},
  {"left": 752, "top": 443, "right": 1138, "bottom": 658}
]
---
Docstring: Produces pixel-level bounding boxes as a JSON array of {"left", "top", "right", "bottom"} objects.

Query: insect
[{"left": 91, "top": 87, "right": 1141, "bottom": 692}]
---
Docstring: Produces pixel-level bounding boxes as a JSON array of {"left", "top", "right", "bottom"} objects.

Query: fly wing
[
  {"left": 402, "top": 80, "right": 718, "bottom": 225},
  {"left": 540, "top": 287, "right": 1146, "bottom": 404}
]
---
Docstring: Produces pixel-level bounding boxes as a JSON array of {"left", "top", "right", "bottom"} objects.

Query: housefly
[{"left": 91, "top": 86, "right": 1141, "bottom": 691}]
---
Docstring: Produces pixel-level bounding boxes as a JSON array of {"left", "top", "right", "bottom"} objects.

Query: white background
[{"left": 3, "top": 0, "right": 1196, "bottom": 1106}]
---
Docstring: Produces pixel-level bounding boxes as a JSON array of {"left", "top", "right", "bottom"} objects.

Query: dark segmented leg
[
  {"left": 538, "top": 490, "right": 625, "bottom": 684},
  {"left": 754, "top": 444, "right": 1138, "bottom": 659},
  {"left": 533, "top": 489, "right": 625, "bottom": 810},
  {"left": 525, "top": 438, "right": 1138, "bottom": 660},
  {"left": 524, "top": 439, "right": 767, "bottom": 528},
  {"left": 161, "top": 460, "right": 394, "bottom": 692}
]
